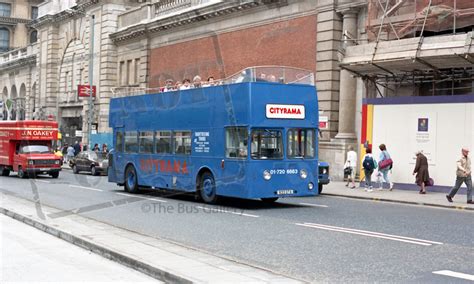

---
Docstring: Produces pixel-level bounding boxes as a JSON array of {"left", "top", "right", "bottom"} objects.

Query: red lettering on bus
[{"left": 182, "top": 160, "right": 189, "bottom": 174}]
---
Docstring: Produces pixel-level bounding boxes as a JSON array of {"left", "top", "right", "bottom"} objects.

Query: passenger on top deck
[
  {"left": 180, "top": 78, "right": 191, "bottom": 90},
  {"left": 193, "top": 75, "right": 202, "bottom": 88},
  {"left": 162, "top": 79, "right": 174, "bottom": 92}
]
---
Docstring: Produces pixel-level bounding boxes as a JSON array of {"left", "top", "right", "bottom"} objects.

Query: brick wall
[{"left": 149, "top": 15, "right": 317, "bottom": 87}]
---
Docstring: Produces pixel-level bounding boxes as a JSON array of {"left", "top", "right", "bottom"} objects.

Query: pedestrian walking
[
  {"left": 66, "top": 145, "right": 75, "bottom": 163},
  {"left": 446, "top": 147, "right": 472, "bottom": 204},
  {"left": 92, "top": 143, "right": 100, "bottom": 152},
  {"left": 102, "top": 143, "right": 109, "bottom": 153},
  {"left": 344, "top": 146, "right": 357, "bottom": 189},
  {"left": 413, "top": 150, "right": 430, "bottom": 194},
  {"left": 361, "top": 148, "right": 377, "bottom": 191},
  {"left": 73, "top": 141, "right": 81, "bottom": 156},
  {"left": 378, "top": 144, "right": 394, "bottom": 190}
]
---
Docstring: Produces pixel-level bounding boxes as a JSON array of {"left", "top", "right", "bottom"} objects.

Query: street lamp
[{"left": 87, "top": 14, "right": 95, "bottom": 148}]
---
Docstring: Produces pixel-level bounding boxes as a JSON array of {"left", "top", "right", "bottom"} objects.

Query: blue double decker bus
[{"left": 108, "top": 66, "right": 319, "bottom": 203}]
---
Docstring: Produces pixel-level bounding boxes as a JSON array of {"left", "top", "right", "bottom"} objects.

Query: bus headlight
[
  {"left": 308, "top": 182, "right": 314, "bottom": 190},
  {"left": 28, "top": 160, "right": 34, "bottom": 165},
  {"left": 263, "top": 170, "right": 272, "bottom": 181},
  {"left": 322, "top": 168, "right": 327, "bottom": 174},
  {"left": 300, "top": 169, "right": 308, "bottom": 179}
]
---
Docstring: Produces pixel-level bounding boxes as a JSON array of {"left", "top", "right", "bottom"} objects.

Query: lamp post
[{"left": 87, "top": 14, "right": 95, "bottom": 148}]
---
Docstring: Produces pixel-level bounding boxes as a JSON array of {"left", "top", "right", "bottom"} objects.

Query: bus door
[
  {"left": 222, "top": 127, "right": 248, "bottom": 196},
  {"left": 113, "top": 129, "right": 125, "bottom": 183}
]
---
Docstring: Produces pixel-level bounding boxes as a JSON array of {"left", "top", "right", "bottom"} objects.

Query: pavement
[
  {"left": 0, "top": 214, "right": 159, "bottom": 283},
  {"left": 323, "top": 181, "right": 474, "bottom": 211}
]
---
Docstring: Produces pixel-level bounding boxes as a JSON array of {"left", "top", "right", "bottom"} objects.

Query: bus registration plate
[{"left": 277, "top": 189, "right": 294, "bottom": 195}]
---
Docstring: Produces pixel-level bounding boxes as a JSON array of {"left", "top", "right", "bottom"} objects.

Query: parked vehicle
[
  {"left": 318, "top": 161, "right": 330, "bottom": 193},
  {"left": 0, "top": 120, "right": 62, "bottom": 179},
  {"left": 70, "top": 151, "right": 109, "bottom": 176}
]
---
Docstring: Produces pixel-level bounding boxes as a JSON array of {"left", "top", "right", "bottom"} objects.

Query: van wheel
[
  {"left": 1, "top": 168, "right": 10, "bottom": 177},
  {"left": 18, "top": 167, "right": 28, "bottom": 179},
  {"left": 72, "top": 165, "right": 79, "bottom": 174},
  {"left": 199, "top": 172, "right": 217, "bottom": 204},
  {"left": 91, "top": 165, "right": 98, "bottom": 176},
  {"left": 124, "top": 165, "right": 139, "bottom": 193},
  {"left": 261, "top": 197, "right": 278, "bottom": 203},
  {"left": 50, "top": 172, "right": 59, "bottom": 179}
]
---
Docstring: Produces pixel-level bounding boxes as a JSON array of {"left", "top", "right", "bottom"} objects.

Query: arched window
[
  {"left": 30, "top": 30, "right": 38, "bottom": 44},
  {"left": 0, "top": 28, "right": 10, "bottom": 52}
]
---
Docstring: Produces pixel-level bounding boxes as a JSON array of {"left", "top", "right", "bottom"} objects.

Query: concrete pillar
[{"left": 335, "top": 9, "right": 358, "bottom": 140}]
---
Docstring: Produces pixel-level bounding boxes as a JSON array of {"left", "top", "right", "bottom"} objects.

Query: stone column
[{"left": 335, "top": 9, "right": 358, "bottom": 140}]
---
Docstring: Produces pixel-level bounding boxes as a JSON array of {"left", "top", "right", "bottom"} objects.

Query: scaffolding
[{"left": 341, "top": 0, "right": 474, "bottom": 98}]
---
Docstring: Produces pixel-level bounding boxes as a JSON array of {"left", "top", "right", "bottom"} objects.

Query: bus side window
[
  {"left": 225, "top": 127, "right": 248, "bottom": 158},
  {"left": 139, "top": 131, "right": 154, "bottom": 154},
  {"left": 124, "top": 131, "right": 138, "bottom": 153},
  {"left": 174, "top": 131, "right": 191, "bottom": 155},
  {"left": 116, "top": 132, "right": 124, "bottom": 152},
  {"left": 155, "top": 131, "right": 171, "bottom": 154}
]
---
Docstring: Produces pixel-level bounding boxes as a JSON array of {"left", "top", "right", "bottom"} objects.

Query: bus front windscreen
[{"left": 251, "top": 129, "right": 283, "bottom": 159}]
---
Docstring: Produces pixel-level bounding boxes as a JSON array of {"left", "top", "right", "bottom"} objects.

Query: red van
[{"left": 0, "top": 120, "right": 62, "bottom": 178}]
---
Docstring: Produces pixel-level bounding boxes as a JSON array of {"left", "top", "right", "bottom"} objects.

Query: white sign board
[{"left": 266, "top": 104, "right": 305, "bottom": 119}]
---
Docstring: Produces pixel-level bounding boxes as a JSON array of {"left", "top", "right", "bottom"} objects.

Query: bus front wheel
[
  {"left": 124, "top": 165, "right": 139, "bottom": 193},
  {"left": 199, "top": 172, "right": 217, "bottom": 204}
]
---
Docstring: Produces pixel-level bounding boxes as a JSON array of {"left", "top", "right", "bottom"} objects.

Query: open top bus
[{"left": 108, "top": 66, "right": 320, "bottom": 203}]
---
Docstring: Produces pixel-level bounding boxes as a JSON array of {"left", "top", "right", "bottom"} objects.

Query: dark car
[
  {"left": 70, "top": 151, "right": 109, "bottom": 176},
  {"left": 318, "top": 161, "right": 330, "bottom": 194}
]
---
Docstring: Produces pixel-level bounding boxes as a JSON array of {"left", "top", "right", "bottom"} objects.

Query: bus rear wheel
[
  {"left": 124, "top": 165, "right": 139, "bottom": 193},
  {"left": 261, "top": 197, "right": 279, "bottom": 203},
  {"left": 199, "top": 172, "right": 217, "bottom": 204},
  {"left": 1, "top": 167, "right": 10, "bottom": 176}
]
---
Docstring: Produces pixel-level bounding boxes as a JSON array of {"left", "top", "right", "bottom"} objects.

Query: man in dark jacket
[{"left": 73, "top": 141, "right": 81, "bottom": 156}]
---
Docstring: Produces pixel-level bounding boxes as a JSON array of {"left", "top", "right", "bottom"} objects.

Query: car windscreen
[
  {"left": 20, "top": 145, "right": 51, "bottom": 154},
  {"left": 251, "top": 129, "right": 283, "bottom": 159},
  {"left": 88, "top": 151, "right": 108, "bottom": 161}
]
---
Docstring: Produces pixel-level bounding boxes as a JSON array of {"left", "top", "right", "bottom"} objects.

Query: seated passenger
[
  {"left": 162, "top": 79, "right": 174, "bottom": 92},
  {"left": 257, "top": 73, "right": 267, "bottom": 82},
  {"left": 268, "top": 74, "right": 277, "bottom": 82},
  {"left": 175, "top": 81, "right": 182, "bottom": 90},
  {"left": 193, "top": 75, "right": 202, "bottom": 88},
  {"left": 180, "top": 78, "right": 191, "bottom": 90},
  {"left": 203, "top": 76, "right": 215, "bottom": 87}
]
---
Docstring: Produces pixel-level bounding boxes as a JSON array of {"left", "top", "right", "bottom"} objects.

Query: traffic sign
[{"left": 78, "top": 85, "right": 97, "bottom": 98}]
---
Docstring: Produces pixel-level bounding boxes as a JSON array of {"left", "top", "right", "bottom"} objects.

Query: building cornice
[
  {"left": 0, "top": 16, "right": 31, "bottom": 26},
  {"left": 110, "top": 0, "right": 287, "bottom": 44},
  {"left": 0, "top": 55, "right": 36, "bottom": 74},
  {"left": 30, "top": 0, "right": 99, "bottom": 29}
]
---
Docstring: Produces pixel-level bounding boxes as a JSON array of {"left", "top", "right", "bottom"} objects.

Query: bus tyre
[
  {"left": 50, "top": 172, "right": 59, "bottom": 179},
  {"left": 261, "top": 197, "right": 279, "bottom": 203},
  {"left": 91, "top": 166, "right": 98, "bottom": 176},
  {"left": 72, "top": 165, "right": 79, "bottom": 174},
  {"left": 199, "top": 172, "right": 217, "bottom": 204},
  {"left": 124, "top": 165, "right": 139, "bottom": 193},
  {"left": 18, "top": 167, "right": 27, "bottom": 179},
  {"left": 318, "top": 184, "right": 323, "bottom": 194}
]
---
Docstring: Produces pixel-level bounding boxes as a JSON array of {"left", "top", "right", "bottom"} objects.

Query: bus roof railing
[{"left": 110, "top": 66, "right": 315, "bottom": 98}]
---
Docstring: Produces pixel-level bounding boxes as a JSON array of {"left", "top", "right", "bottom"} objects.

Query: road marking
[
  {"left": 34, "top": 180, "right": 51, "bottom": 184},
  {"left": 196, "top": 206, "right": 259, "bottom": 218},
  {"left": 69, "top": 185, "right": 103, "bottom": 192},
  {"left": 296, "top": 223, "right": 443, "bottom": 246},
  {"left": 433, "top": 270, "right": 474, "bottom": 281},
  {"left": 116, "top": 192, "right": 167, "bottom": 203},
  {"left": 299, "top": 202, "right": 328, "bottom": 208}
]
